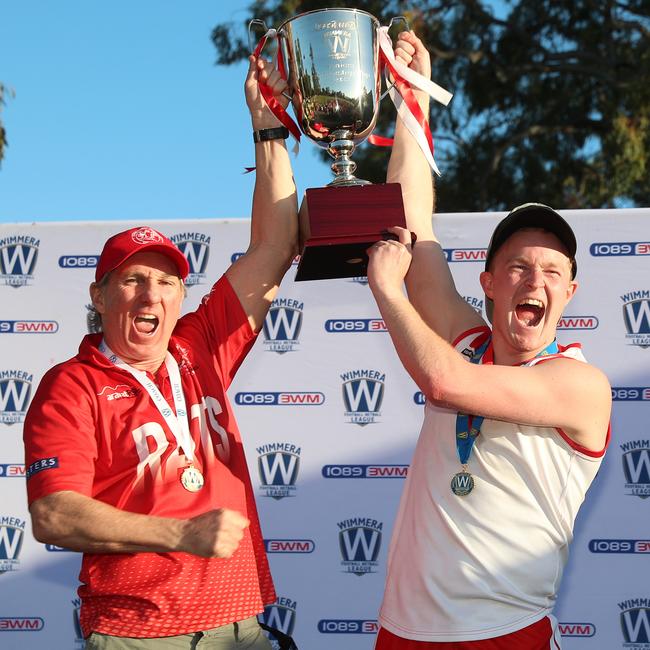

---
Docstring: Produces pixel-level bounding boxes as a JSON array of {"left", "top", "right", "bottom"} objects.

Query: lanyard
[
  {"left": 455, "top": 338, "right": 559, "bottom": 466},
  {"left": 99, "top": 340, "right": 194, "bottom": 464}
]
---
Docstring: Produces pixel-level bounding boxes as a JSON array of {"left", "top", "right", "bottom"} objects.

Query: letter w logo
[
  {"left": 624, "top": 299, "right": 650, "bottom": 335},
  {"left": 258, "top": 453, "right": 299, "bottom": 487},
  {"left": 264, "top": 307, "right": 302, "bottom": 342},
  {"left": 623, "top": 449, "right": 650, "bottom": 487},
  {"left": 0, "top": 244, "right": 38, "bottom": 275},
  {"left": 339, "top": 527, "right": 381, "bottom": 562},
  {"left": 0, "top": 379, "right": 31, "bottom": 413},
  {"left": 175, "top": 240, "right": 209, "bottom": 274},
  {"left": 343, "top": 379, "right": 383, "bottom": 413},
  {"left": 260, "top": 605, "right": 296, "bottom": 636},
  {"left": 621, "top": 608, "right": 650, "bottom": 643},
  {"left": 328, "top": 34, "right": 350, "bottom": 55},
  {"left": 0, "top": 525, "right": 24, "bottom": 562}
]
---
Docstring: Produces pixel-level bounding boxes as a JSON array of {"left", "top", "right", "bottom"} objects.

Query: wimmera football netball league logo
[
  {"left": 618, "top": 598, "right": 650, "bottom": 647},
  {"left": 0, "top": 516, "right": 26, "bottom": 573},
  {"left": 259, "top": 596, "right": 297, "bottom": 650},
  {"left": 0, "top": 235, "right": 40, "bottom": 288},
  {"left": 72, "top": 596, "right": 84, "bottom": 647},
  {"left": 263, "top": 299, "right": 303, "bottom": 354},
  {"left": 621, "top": 290, "right": 650, "bottom": 349},
  {"left": 0, "top": 370, "right": 33, "bottom": 426},
  {"left": 341, "top": 369, "right": 385, "bottom": 426},
  {"left": 338, "top": 517, "right": 383, "bottom": 576},
  {"left": 256, "top": 443, "right": 301, "bottom": 500},
  {"left": 621, "top": 440, "right": 650, "bottom": 499},
  {"left": 170, "top": 232, "right": 210, "bottom": 287}
]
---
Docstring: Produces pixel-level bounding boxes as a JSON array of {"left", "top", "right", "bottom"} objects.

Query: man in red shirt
[{"left": 23, "top": 56, "right": 297, "bottom": 649}]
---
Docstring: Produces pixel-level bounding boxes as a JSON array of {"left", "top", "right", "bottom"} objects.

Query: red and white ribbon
[{"left": 377, "top": 26, "right": 453, "bottom": 176}]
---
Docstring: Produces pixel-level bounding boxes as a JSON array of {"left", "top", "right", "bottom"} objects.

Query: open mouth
[
  {"left": 134, "top": 315, "right": 159, "bottom": 335},
  {"left": 515, "top": 299, "right": 545, "bottom": 327}
]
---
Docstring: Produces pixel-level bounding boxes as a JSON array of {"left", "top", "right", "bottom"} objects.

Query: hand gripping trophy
[{"left": 251, "top": 8, "right": 452, "bottom": 281}]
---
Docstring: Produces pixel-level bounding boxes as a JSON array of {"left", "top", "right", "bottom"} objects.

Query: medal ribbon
[
  {"left": 455, "top": 338, "right": 560, "bottom": 466},
  {"left": 99, "top": 340, "right": 195, "bottom": 464}
]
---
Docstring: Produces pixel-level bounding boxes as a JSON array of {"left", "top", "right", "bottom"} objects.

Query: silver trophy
[
  {"left": 278, "top": 8, "right": 383, "bottom": 186},
  {"left": 252, "top": 8, "right": 408, "bottom": 280}
]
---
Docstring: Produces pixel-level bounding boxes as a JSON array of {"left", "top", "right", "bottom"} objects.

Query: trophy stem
[{"left": 327, "top": 130, "right": 371, "bottom": 187}]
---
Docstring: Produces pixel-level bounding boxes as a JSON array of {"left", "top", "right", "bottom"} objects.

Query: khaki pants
[{"left": 86, "top": 617, "right": 273, "bottom": 650}]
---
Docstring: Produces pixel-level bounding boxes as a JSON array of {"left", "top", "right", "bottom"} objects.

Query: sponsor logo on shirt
[
  {"left": 0, "top": 516, "right": 26, "bottom": 573},
  {"left": 322, "top": 464, "right": 408, "bottom": 479},
  {"left": 0, "top": 370, "right": 33, "bottom": 425},
  {"left": 26, "top": 457, "right": 58, "bottom": 478},
  {"left": 317, "top": 619, "right": 378, "bottom": 634},
  {"left": 618, "top": 598, "right": 650, "bottom": 646},
  {"left": 0, "top": 235, "right": 40, "bottom": 287},
  {"left": 263, "top": 299, "right": 303, "bottom": 354},
  {"left": 621, "top": 290, "right": 650, "bottom": 349},
  {"left": 256, "top": 443, "right": 300, "bottom": 500},
  {"left": 169, "top": 232, "right": 210, "bottom": 287},
  {"left": 96, "top": 384, "right": 137, "bottom": 401},
  {"left": 621, "top": 440, "right": 650, "bottom": 499},
  {"left": 340, "top": 369, "right": 385, "bottom": 426},
  {"left": 338, "top": 517, "right": 383, "bottom": 575}
]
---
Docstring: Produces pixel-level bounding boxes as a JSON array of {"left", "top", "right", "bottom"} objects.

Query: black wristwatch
[{"left": 252, "top": 126, "right": 290, "bottom": 143}]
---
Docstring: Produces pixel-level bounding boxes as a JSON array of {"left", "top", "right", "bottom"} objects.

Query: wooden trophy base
[{"left": 295, "top": 183, "right": 406, "bottom": 281}]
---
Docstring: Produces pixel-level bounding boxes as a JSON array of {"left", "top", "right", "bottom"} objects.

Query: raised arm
[
  {"left": 225, "top": 55, "right": 299, "bottom": 332},
  {"left": 388, "top": 32, "right": 484, "bottom": 342}
]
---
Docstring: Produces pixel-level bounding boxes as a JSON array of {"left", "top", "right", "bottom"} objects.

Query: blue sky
[{"left": 0, "top": 1, "right": 329, "bottom": 223}]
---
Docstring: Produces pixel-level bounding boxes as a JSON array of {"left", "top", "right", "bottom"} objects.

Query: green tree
[{"left": 212, "top": 0, "right": 650, "bottom": 211}]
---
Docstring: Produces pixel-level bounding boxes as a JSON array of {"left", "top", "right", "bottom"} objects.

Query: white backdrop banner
[{"left": 0, "top": 209, "right": 649, "bottom": 649}]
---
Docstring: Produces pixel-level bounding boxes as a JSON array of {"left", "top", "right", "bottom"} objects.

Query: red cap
[{"left": 95, "top": 226, "right": 190, "bottom": 282}]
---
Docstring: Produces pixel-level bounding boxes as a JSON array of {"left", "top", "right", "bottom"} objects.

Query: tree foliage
[
  {"left": 212, "top": 0, "right": 650, "bottom": 211},
  {"left": 0, "top": 83, "right": 10, "bottom": 166}
]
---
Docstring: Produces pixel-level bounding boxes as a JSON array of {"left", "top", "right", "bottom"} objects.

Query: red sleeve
[
  {"left": 175, "top": 275, "right": 258, "bottom": 390},
  {"left": 23, "top": 362, "right": 98, "bottom": 505}
]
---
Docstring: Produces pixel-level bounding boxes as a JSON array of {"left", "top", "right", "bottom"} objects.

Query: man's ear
[
  {"left": 89, "top": 282, "right": 105, "bottom": 314},
  {"left": 479, "top": 271, "right": 494, "bottom": 300}
]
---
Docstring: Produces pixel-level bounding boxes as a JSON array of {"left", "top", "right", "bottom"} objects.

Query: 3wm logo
[
  {"left": 619, "top": 599, "right": 650, "bottom": 645},
  {"left": 338, "top": 517, "right": 383, "bottom": 575},
  {"left": 256, "top": 443, "right": 301, "bottom": 500},
  {"left": 621, "top": 440, "right": 650, "bottom": 499},
  {"left": 263, "top": 299, "right": 303, "bottom": 354},
  {"left": 341, "top": 369, "right": 385, "bottom": 426},
  {"left": 0, "top": 236, "right": 40, "bottom": 288},
  {"left": 169, "top": 233, "right": 210, "bottom": 287},
  {"left": 0, "top": 371, "right": 33, "bottom": 425},
  {"left": 0, "top": 517, "right": 26, "bottom": 573},
  {"left": 621, "top": 290, "right": 650, "bottom": 348}
]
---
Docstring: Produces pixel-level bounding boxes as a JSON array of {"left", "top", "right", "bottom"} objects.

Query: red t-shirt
[{"left": 23, "top": 275, "right": 275, "bottom": 638}]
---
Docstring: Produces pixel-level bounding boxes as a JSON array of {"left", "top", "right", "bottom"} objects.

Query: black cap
[{"left": 485, "top": 203, "right": 577, "bottom": 279}]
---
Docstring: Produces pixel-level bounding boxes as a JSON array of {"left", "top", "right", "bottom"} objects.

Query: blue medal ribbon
[{"left": 455, "top": 338, "right": 559, "bottom": 467}]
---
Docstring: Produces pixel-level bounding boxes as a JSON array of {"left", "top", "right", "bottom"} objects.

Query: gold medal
[
  {"left": 451, "top": 470, "right": 474, "bottom": 496},
  {"left": 180, "top": 465, "right": 204, "bottom": 492}
]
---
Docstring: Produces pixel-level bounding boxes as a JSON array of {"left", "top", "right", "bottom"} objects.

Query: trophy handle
[
  {"left": 380, "top": 16, "right": 412, "bottom": 101},
  {"left": 248, "top": 19, "right": 269, "bottom": 54}
]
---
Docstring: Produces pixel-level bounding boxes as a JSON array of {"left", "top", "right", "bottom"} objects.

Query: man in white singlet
[{"left": 366, "top": 32, "right": 612, "bottom": 650}]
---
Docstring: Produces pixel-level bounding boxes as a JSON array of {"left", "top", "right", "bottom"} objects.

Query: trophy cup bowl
[{"left": 276, "top": 8, "right": 407, "bottom": 281}]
